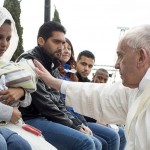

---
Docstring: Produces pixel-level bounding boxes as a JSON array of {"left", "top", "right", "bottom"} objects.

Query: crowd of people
[{"left": 1, "top": 6, "right": 150, "bottom": 150}]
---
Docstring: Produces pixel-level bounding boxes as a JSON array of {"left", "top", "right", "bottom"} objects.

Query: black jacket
[
  {"left": 76, "top": 73, "right": 91, "bottom": 82},
  {"left": 17, "top": 46, "right": 82, "bottom": 130}
]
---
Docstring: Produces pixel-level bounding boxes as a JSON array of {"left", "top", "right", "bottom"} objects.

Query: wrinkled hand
[
  {"left": 11, "top": 107, "right": 22, "bottom": 123},
  {"left": 34, "top": 59, "right": 63, "bottom": 90},
  {"left": 34, "top": 59, "right": 52, "bottom": 79},
  {"left": 79, "top": 125, "right": 93, "bottom": 135},
  {"left": 0, "top": 87, "right": 24, "bottom": 105}
]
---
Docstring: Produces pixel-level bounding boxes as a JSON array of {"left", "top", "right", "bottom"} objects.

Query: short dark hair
[
  {"left": 77, "top": 50, "right": 95, "bottom": 61},
  {"left": 4, "top": 19, "right": 11, "bottom": 25},
  {"left": 96, "top": 68, "right": 109, "bottom": 74},
  {"left": 37, "top": 21, "right": 66, "bottom": 41}
]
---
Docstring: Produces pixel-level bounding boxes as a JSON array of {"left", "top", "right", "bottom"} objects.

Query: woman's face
[
  {"left": 59, "top": 42, "right": 71, "bottom": 64},
  {"left": 0, "top": 23, "right": 11, "bottom": 57}
]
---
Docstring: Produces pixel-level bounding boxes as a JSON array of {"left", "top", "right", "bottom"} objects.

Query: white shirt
[{"left": 61, "top": 68, "right": 150, "bottom": 150}]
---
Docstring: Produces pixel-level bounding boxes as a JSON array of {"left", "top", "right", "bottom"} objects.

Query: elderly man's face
[{"left": 115, "top": 41, "right": 142, "bottom": 88}]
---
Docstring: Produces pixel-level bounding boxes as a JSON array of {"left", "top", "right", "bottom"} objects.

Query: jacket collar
[
  {"left": 35, "top": 46, "right": 61, "bottom": 71},
  {"left": 76, "top": 72, "right": 91, "bottom": 82}
]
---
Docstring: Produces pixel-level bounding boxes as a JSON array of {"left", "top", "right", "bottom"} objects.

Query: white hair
[{"left": 119, "top": 25, "right": 150, "bottom": 54}]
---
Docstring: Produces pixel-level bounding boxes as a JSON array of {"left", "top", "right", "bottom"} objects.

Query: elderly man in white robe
[{"left": 34, "top": 24, "right": 150, "bottom": 150}]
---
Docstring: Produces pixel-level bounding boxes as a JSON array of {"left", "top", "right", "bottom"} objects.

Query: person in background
[
  {"left": 75, "top": 50, "right": 96, "bottom": 123},
  {"left": 75, "top": 50, "right": 126, "bottom": 150},
  {"left": 92, "top": 68, "right": 126, "bottom": 150},
  {"left": 57, "top": 38, "right": 126, "bottom": 150},
  {"left": 17, "top": 21, "right": 102, "bottom": 150},
  {"left": 76, "top": 50, "right": 94, "bottom": 82},
  {"left": 0, "top": 7, "right": 57, "bottom": 150},
  {"left": 92, "top": 68, "right": 109, "bottom": 83},
  {"left": 33, "top": 24, "right": 150, "bottom": 150}
]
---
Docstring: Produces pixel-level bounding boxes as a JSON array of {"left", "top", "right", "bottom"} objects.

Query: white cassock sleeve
[{"left": 62, "top": 81, "right": 130, "bottom": 125}]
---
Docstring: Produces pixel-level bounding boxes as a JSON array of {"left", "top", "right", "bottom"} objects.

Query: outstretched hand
[
  {"left": 33, "top": 59, "right": 51, "bottom": 79},
  {"left": 33, "top": 59, "right": 63, "bottom": 91}
]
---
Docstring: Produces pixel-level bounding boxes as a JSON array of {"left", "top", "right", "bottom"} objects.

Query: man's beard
[
  {"left": 54, "top": 52, "right": 61, "bottom": 58},
  {"left": 44, "top": 49, "right": 61, "bottom": 59}
]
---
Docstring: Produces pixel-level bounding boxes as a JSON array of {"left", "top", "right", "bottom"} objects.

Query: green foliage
[
  {"left": 52, "top": 6, "right": 61, "bottom": 23},
  {"left": 3, "top": 0, "right": 24, "bottom": 61}
]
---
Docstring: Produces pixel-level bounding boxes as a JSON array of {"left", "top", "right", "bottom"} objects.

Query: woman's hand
[
  {"left": 79, "top": 125, "right": 93, "bottom": 135},
  {"left": 11, "top": 107, "right": 22, "bottom": 123},
  {"left": 0, "top": 87, "right": 24, "bottom": 105}
]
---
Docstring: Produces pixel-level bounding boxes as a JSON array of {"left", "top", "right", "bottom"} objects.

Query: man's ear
[
  {"left": 137, "top": 48, "right": 147, "bottom": 67},
  {"left": 37, "top": 37, "right": 45, "bottom": 46}
]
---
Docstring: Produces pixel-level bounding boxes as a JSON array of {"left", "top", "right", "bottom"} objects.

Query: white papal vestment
[{"left": 63, "top": 68, "right": 150, "bottom": 150}]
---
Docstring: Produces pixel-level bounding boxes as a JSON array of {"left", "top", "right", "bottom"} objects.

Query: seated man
[{"left": 16, "top": 21, "right": 102, "bottom": 150}]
